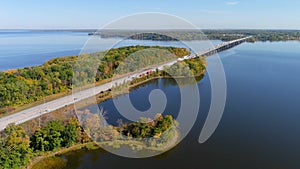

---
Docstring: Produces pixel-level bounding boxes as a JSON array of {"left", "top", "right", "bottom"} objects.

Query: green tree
[
  {"left": 62, "top": 118, "right": 81, "bottom": 147},
  {"left": 30, "top": 120, "right": 65, "bottom": 151},
  {"left": 30, "top": 128, "right": 49, "bottom": 152},
  {"left": 0, "top": 124, "right": 32, "bottom": 169}
]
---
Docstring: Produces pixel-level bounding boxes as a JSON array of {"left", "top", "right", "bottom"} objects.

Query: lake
[
  {"left": 63, "top": 41, "right": 300, "bottom": 169},
  {"left": 0, "top": 30, "right": 220, "bottom": 70},
  {"left": 2, "top": 31, "right": 300, "bottom": 168}
]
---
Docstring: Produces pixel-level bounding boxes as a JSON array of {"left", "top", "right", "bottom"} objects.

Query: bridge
[
  {"left": 197, "top": 36, "right": 251, "bottom": 57},
  {"left": 179, "top": 36, "right": 252, "bottom": 61},
  {"left": 0, "top": 36, "right": 252, "bottom": 131}
]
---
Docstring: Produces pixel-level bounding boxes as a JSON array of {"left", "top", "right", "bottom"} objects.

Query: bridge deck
[{"left": 182, "top": 36, "right": 252, "bottom": 60}]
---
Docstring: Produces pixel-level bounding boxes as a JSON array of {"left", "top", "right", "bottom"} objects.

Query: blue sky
[{"left": 0, "top": 0, "right": 299, "bottom": 29}]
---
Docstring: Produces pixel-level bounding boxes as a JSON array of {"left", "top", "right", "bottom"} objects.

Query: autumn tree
[{"left": 0, "top": 124, "right": 32, "bottom": 169}]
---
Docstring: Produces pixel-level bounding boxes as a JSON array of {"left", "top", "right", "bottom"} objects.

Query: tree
[
  {"left": 0, "top": 124, "right": 32, "bottom": 169},
  {"left": 121, "top": 114, "right": 176, "bottom": 140},
  {"left": 44, "top": 120, "right": 65, "bottom": 150},
  {"left": 62, "top": 118, "right": 81, "bottom": 147},
  {"left": 30, "top": 128, "right": 49, "bottom": 152},
  {"left": 30, "top": 120, "right": 65, "bottom": 151}
]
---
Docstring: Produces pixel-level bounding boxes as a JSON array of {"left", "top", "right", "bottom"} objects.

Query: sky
[{"left": 0, "top": 0, "right": 300, "bottom": 29}]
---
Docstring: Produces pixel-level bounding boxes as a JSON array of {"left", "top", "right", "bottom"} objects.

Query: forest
[
  {"left": 0, "top": 118, "right": 88, "bottom": 169},
  {"left": 0, "top": 46, "right": 189, "bottom": 114},
  {"left": 0, "top": 113, "right": 177, "bottom": 169}
]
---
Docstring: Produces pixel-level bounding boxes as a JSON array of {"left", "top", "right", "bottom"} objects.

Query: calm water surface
[{"left": 62, "top": 41, "right": 300, "bottom": 169}]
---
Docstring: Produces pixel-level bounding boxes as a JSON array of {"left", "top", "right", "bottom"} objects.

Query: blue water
[
  {"left": 0, "top": 31, "right": 87, "bottom": 70},
  {"left": 0, "top": 30, "right": 221, "bottom": 70},
  {"left": 63, "top": 41, "right": 300, "bottom": 169}
]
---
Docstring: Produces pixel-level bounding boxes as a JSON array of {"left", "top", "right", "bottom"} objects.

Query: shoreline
[{"left": 27, "top": 128, "right": 180, "bottom": 169}]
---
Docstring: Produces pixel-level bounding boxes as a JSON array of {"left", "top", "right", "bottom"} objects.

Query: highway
[
  {"left": 0, "top": 59, "right": 177, "bottom": 131},
  {"left": 0, "top": 37, "right": 251, "bottom": 131}
]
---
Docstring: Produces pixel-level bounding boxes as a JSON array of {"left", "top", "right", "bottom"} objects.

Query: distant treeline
[
  {"left": 90, "top": 30, "right": 300, "bottom": 42},
  {"left": 0, "top": 46, "right": 189, "bottom": 112}
]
